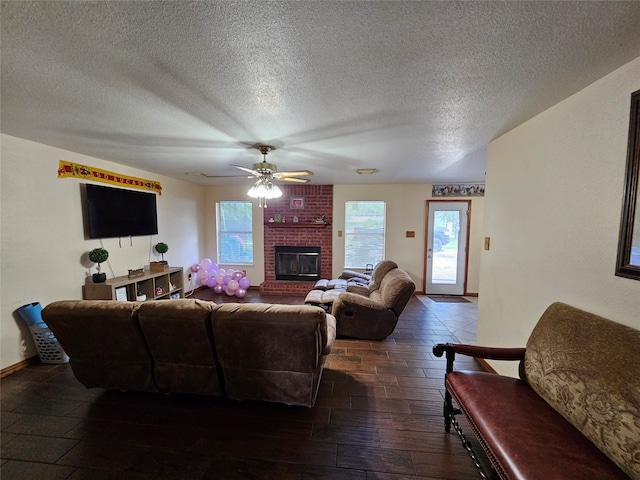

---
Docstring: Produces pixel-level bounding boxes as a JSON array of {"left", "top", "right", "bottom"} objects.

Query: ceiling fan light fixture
[
  {"left": 356, "top": 168, "right": 378, "bottom": 175},
  {"left": 247, "top": 176, "right": 282, "bottom": 207}
]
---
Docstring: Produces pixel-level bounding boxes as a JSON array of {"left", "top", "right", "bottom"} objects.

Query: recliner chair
[{"left": 331, "top": 264, "right": 415, "bottom": 340}]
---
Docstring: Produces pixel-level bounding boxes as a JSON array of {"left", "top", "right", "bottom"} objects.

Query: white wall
[
  {"left": 0, "top": 137, "right": 485, "bottom": 370},
  {"left": 204, "top": 183, "right": 484, "bottom": 292},
  {"left": 204, "top": 184, "right": 266, "bottom": 285},
  {"left": 0, "top": 134, "right": 205, "bottom": 369},
  {"left": 333, "top": 184, "right": 484, "bottom": 294},
  {"left": 479, "top": 56, "right": 640, "bottom": 376}
]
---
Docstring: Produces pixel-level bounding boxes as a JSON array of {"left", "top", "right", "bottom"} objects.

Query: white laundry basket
[{"left": 17, "top": 302, "right": 69, "bottom": 364}]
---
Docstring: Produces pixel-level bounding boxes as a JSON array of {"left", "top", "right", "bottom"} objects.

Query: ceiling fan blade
[
  {"left": 231, "top": 164, "right": 260, "bottom": 176},
  {"left": 279, "top": 177, "right": 310, "bottom": 183},
  {"left": 201, "top": 174, "right": 253, "bottom": 179},
  {"left": 274, "top": 170, "right": 314, "bottom": 178}
]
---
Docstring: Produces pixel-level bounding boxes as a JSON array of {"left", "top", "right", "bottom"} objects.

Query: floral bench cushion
[{"left": 523, "top": 302, "right": 640, "bottom": 479}]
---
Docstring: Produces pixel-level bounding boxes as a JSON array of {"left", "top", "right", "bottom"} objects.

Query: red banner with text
[{"left": 57, "top": 160, "right": 162, "bottom": 195}]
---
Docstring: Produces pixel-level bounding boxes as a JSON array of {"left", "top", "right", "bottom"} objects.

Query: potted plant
[
  {"left": 136, "top": 286, "right": 146, "bottom": 302},
  {"left": 88, "top": 247, "right": 109, "bottom": 283},
  {"left": 155, "top": 242, "right": 169, "bottom": 264},
  {"left": 150, "top": 242, "right": 169, "bottom": 272}
]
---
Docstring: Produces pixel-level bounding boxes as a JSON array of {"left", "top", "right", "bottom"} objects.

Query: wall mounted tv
[{"left": 85, "top": 184, "right": 158, "bottom": 239}]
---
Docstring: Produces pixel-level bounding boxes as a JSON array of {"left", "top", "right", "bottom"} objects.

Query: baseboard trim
[
  {"left": 414, "top": 292, "right": 479, "bottom": 297},
  {"left": 1, "top": 355, "right": 40, "bottom": 378}
]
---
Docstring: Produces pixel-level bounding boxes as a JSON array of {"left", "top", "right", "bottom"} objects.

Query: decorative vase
[
  {"left": 136, "top": 294, "right": 147, "bottom": 302},
  {"left": 92, "top": 273, "right": 106, "bottom": 283}
]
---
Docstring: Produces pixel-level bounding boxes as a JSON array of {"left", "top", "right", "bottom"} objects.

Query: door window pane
[{"left": 430, "top": 209, "right": 459, "bottom": 284}]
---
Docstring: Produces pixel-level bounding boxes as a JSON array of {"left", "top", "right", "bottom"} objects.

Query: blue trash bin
[
  {"left": 17, "top": 302, "right": 68, "bottom": 364},
  {"left": 17, "top": 302, "right": 43, "bottom": 326}
]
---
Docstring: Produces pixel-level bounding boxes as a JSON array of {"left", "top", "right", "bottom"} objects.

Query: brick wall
[{"left": 260, "top": 184, "right": 333, "bottom": 295}]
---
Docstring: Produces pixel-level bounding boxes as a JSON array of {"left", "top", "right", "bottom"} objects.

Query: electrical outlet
[{"left": 187, "top": 273, "right": 192, "bottom": 281}]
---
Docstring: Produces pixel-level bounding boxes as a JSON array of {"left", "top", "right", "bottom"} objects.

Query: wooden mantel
[{"left": 265, "top": 222, "right": 329, "bottom": 228}]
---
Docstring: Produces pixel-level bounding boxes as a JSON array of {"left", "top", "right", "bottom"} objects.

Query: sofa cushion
[
  {"left": 137, "top": 299, "right": 221, "bottom": 396},
  {"left": 42, "top": 300, "right": 156, "bottom": 392},
  {"left": 210, "top": 303, "right": 332, "bottom": 407},
  {"left": 327, "top": 279, "right": 347, "bottom": 290},
  {"left": 339, "top": 269, "right": 372, "bottom": 281},
  {"left": 305, "top": 288, "right": 345, "bottom": 308},
  {"left": 524, "top": 302, "right": 640, "bottom": 479}
]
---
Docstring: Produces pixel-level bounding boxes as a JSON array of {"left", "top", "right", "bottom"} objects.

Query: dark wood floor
[{"left": 1, "top": 291, "right": 493, "bottom": 479}]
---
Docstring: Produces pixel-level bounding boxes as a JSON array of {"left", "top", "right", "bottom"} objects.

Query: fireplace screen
[{"left": 275, "top": 246, "right": 321, "bottom": 281}]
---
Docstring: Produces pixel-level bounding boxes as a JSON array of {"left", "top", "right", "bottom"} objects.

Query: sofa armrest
[
  {"left": 346, "top": 284, "right": 371, "bottom": 296},
  {"left": 332, "top": 292, "right": 386, "bottom": 312},
  {"left": 433, "top": 343, "right": 526, "bottom": 374},
  {"left": 434, "top": 343, "right": 526, "bottom": 360},
  {"left": 324, "top": 314, "right": 337, "bottom": 354}
]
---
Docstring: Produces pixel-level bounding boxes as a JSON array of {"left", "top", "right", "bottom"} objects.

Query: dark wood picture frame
[{"left": 616, "top": 89, "right": 640, "bottom": 280}]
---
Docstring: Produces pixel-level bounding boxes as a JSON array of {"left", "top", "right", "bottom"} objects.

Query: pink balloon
[
  {"left": 225, "top": 287, "right": 235, "bottom": 296},
  {"left": 205, "top": 277, "right": 217, "bottom": 288},
  {"left": 200, "top": 258, "right": 213, "bottom": 270},
  {"left": 191, "top": 264, "right": 201, "bottom": 273},
  {"left": 235, "top": 288, "right": 247, "bottom": 299},
  {"left": 238, "top": 277, "right": 250, "bottom": 289},
  {"left": 232, "top": 271, "right": 244, "bottom": 281},
  {"left": 217, "top": 268, "right": 226, "bottom": 276},
  {"left": 213, "top": 284, "right": 223, "bottom": 294},
  {"left": 197, "top": 269, "right": 209, "bottom": 281},
  {"left": 227, "top": 279, "right": 239, "bottom": 291},
  {"left": 215, "top": 273, "right": 225, "bottom": 285}
]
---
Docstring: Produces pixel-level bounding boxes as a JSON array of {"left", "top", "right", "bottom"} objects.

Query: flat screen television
[{"left": 85, "top": 184, "right": 158, "bottom": 239}]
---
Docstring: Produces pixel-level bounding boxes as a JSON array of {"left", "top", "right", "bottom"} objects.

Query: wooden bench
[{"left": 433, "top": 302, "right": 639, "bottom": 480}]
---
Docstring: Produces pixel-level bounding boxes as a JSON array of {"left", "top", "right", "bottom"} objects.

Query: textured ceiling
[{"left": 2, "top": 1, "right": 640, "bottom": 186}]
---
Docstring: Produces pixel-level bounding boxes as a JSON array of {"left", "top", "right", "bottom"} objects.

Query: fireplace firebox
[{"left": 275, "top": 246, "right": 321, "bottom": 281}]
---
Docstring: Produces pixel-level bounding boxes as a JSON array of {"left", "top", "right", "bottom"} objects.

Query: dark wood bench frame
[{"left": 433, "top": 343, "right": 526, "bottom": 479}]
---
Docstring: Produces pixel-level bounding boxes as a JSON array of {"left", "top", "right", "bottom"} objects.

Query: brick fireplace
[{"left": 260, "top": 185, "right": 333, "bottom": 295}]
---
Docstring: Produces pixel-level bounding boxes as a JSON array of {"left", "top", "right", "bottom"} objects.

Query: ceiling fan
[
  {"left": 200, "top": 145, "right": 313, "bottom": 207},
  {"left": 230, "top": 145, "right": 313, "bottom": 184}
]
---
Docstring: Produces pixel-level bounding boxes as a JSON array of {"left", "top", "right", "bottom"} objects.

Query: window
[
  {"left": 216, "top": 201, "right": 253, "bottom": 264},
  {"left": 344, "top": 201, "right": 385, "bottom": 268}
]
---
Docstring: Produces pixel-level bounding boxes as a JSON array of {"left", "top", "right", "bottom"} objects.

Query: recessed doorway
[{"left": 424, "top": 200, "right": 470, "bottom": 295}]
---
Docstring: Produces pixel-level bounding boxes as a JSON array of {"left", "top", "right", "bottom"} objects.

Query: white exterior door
[{"left": 425, "top": 201, "right": 470, "bottom": 295}]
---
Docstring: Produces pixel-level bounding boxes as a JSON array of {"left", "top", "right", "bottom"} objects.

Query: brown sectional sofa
[
  {"left": 42, "top": 299, "right": 336, "bottom": 407},
  {"left": 433, "top": 302, "right": 639, "bottom": 480}
]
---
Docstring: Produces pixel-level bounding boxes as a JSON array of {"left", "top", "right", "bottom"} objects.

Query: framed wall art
[{"left": 290, "top": 196, "right": 305, "bottom": 209}]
